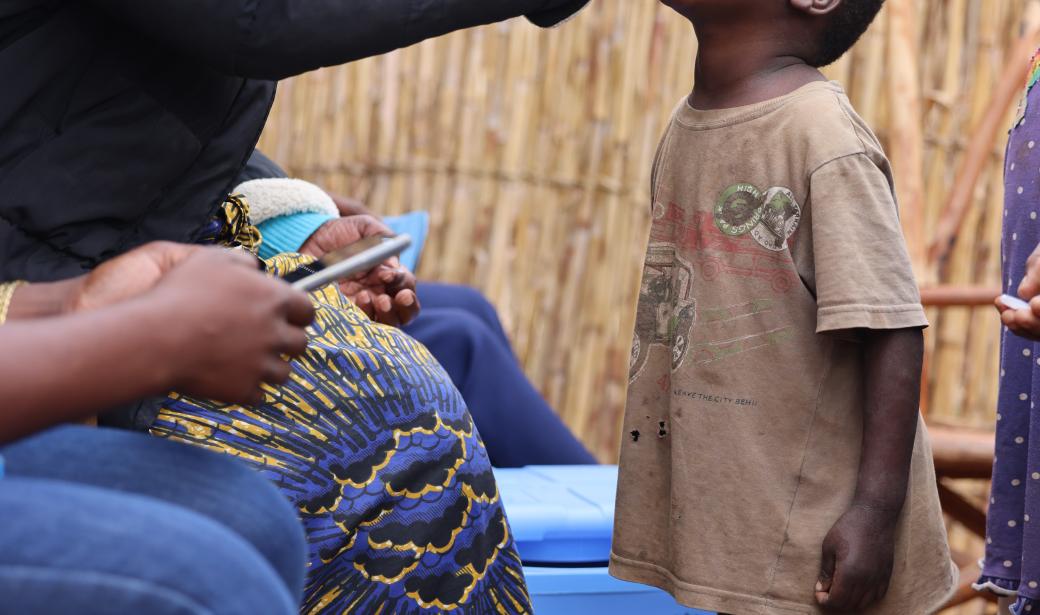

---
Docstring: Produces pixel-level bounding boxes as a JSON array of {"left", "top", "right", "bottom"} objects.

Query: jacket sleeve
[{"left": 87, "top": 0, "right": 588, "bottom": 80}]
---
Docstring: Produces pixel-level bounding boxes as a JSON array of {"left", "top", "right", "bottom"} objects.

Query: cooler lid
[{"left": 494, "top": 465, "right": 618, "bottom": 565}]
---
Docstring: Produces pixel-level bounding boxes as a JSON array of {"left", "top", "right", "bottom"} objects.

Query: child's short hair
[{"left": 812, "top": 0, "right": 885, "bottom": 67}]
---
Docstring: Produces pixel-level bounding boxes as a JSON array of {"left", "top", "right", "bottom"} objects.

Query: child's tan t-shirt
[{"left": 609, "top": 81, "right": 956, "bottom": 615}]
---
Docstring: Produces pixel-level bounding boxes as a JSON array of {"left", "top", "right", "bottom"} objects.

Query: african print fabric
[
  {"left": 976, "top": 50, "right": 1040, "bottom": 615},
  {"left": 197, "top": 195, "right": 263, "bottom": 252},
  {"left": 151, "top": 254, "right": 531, "bottom": 614}
]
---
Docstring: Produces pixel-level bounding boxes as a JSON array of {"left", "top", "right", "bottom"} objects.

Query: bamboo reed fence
[{"left": 258, "top": 4, "right": 1038, "bottom": 611}]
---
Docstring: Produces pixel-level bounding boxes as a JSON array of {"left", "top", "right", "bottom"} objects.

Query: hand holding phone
[
  {"left": 286, "top": 235, "right": 412, "bottom": 292},
  {"left": 283, "top": 234, "right": 419, "bottom": 327},
  {"left": 999, "top": 294, "right": 1031, "bottom": 311},
  {"left": 997, "top": 293, "right": 1040, "bottom": 342}
]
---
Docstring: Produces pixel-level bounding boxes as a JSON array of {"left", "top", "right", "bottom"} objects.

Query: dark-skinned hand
[
  {"left": 330, "top": 193, "right": 374, "bottom": 217},
  {"left": 68, "top": 241, "right": 260, "bottom": 312},
  {"left": 145, "top": 247, "right": 315, "bottom": 405},
  {"left": 997, "top": 241, "right": 1040, "bottom": 340},
  {"left": 815, "top": 503, "right": 898, "bottom": 612},
  {"left": 68, "top": 241, "right": 196, "bottom": 312},
  {"left": 299, "top": 214, "right": 420, "bottom": 327},
  {"left": 67, "top": 242, "right": 313, "bottom": 405}
]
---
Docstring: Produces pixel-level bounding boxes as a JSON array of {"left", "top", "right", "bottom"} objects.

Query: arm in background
[{"left": 88, "top": 0, "right": 589, "bottom": 80}]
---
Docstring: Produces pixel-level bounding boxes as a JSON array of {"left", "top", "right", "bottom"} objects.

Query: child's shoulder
[
  {"left": 663, "top": 81, "right": 888, "bottom": 175},
  {"left": 781, "top": 81, "right": 888, "bottom": 174}
]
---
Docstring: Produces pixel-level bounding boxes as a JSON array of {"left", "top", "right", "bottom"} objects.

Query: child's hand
[{"left": 815, "top": 503, "right": 898, "bottom": 612}]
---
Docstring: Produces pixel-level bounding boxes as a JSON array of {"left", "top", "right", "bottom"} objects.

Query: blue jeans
[
  {"left": 0, "top": 426, "right": 306, "bottom": 614},
  {"left": 405, "top": 283, "right": 597, "bottom": 467}
]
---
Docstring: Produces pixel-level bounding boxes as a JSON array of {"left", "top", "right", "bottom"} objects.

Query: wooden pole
[
  {"left": 920, "top": 285, "right": 1002, "bottom": 307},
  {"left": 887, "top": 0, "right": 927, "bottom": 276}
]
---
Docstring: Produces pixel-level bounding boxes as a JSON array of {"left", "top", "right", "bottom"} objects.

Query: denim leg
[
  {"left": 0, "top": 477, "right": 297, "bottom": 615},
  {"left": 0, "top": 426, "right": 306, "bottom": 600},
  {"left": 405, "top": 305, "right": 596, "bottom": 466}
]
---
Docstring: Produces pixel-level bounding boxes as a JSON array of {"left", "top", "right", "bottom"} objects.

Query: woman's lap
[
  {"left": 151, "top": 283, "right": 532, "bottom": 614},
  {"left": 0, "top": 428, "right": 302, "bottom": 614}
]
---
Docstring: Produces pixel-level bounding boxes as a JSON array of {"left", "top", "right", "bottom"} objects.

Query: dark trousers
[{"left": 405, "top": 282, "right": 596, "bottom": 467}]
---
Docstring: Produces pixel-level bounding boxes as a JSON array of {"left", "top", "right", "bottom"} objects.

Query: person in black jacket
[
  {"left": 0, "top": 0, "right": 586, "bottom": 282},
  {"left": 0, "top": 0, "right": 586, "bottom": 281},
  {"left": 0, "top": 1, "right": 588, "bottom": 613}
]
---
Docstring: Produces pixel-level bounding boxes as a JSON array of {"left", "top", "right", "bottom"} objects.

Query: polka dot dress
[{"left": 977, "top": 54, "right": 1040, "bottom": 615}]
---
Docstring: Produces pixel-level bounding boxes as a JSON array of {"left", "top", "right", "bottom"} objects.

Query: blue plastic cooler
[{"left": 494, "top": 465, "right": 711, "bottom": 615}]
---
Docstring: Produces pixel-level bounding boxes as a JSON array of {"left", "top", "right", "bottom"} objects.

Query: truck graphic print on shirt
[{"left": 629, "top": 186, "right": 802, "bottom": 381}]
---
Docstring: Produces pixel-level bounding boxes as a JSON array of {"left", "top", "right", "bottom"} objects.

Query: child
[
  {"left": 981, "top": 50, "right": 1040, "bottom": 615},
  {"left": 611, "top": 1, "right": 956, "bottom": 613}
]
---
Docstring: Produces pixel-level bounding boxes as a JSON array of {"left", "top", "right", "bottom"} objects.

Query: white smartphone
[
  {"left": 287, "top": 235, "right": 412, "bottom": 292},
  {"left": 999, "top": 293, "right": 1031, "bottom": 311}
]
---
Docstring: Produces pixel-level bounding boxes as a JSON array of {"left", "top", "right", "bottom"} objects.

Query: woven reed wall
[{"left": 258, "top": 1, "right": 1032, "bottom": 469}]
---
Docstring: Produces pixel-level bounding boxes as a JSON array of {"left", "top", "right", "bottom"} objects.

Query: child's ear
[{"left": 789, "top": 0, "right": 843, "bottom": 16}]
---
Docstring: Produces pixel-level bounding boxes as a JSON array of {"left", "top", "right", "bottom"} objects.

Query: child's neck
[{"left": 688, "top": 21, "right": 826, "bottom": 111}]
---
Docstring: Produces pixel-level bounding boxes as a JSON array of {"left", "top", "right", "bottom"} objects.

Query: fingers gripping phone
[
  {"left": 1000, "top": 294, "right": 1031, "bottom": 311},
  {"left": 282, "top": 235, "right": 412, "bottom": 292}
]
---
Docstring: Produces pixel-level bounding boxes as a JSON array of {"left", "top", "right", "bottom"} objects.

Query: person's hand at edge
[{"left": 997, "top": 241, "right": 1040, "bottom": 340}]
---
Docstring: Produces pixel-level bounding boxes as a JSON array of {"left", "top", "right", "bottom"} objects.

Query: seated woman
[
  {"left": 152, "top": 247, "right": 533, "bottom": 614},
  {"left": 0, "top": 243, "right": 310, "bottom": 615},
  {"left": 237, "top": 150, "right": 598, "bottom": 467},
  {"left": 7, "top": 233, "right": 536, "bottom": 613}
]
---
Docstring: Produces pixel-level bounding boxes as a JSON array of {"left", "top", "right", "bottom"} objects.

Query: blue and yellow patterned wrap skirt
[{"left": 150, "top": 255, "right": 531, "bottom": 614}]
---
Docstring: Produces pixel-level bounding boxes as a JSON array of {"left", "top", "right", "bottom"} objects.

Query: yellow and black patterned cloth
[
  {"left": 151, "top": 247, "right": 532, "bottom": 613},
  {"left": 197, "top": 195, "right": 263, "bottom": 252}
]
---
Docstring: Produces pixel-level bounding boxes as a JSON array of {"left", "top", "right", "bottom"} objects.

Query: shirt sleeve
[
  {"left": 808, "top": 153, "right": 928, "bottom": 333},
  {"left": 87, "top": 0, "right": 590, "bottom": 80}
]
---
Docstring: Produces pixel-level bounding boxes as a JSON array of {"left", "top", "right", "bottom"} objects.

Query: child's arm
[{"left": 815, "top": 327, "right": 924, "bottom": 612}]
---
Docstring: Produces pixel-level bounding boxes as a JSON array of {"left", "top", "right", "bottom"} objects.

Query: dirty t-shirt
[{"left": 609, "top": 81, "right": 956, "bottom": 615}]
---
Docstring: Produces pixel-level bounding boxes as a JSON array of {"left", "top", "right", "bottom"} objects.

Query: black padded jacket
[
  {"left": 0, "top": 0, "right": 585, "bottom": 429},
  {"left": 0, "top": 0, "right": 587, "bottom": 282}
]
